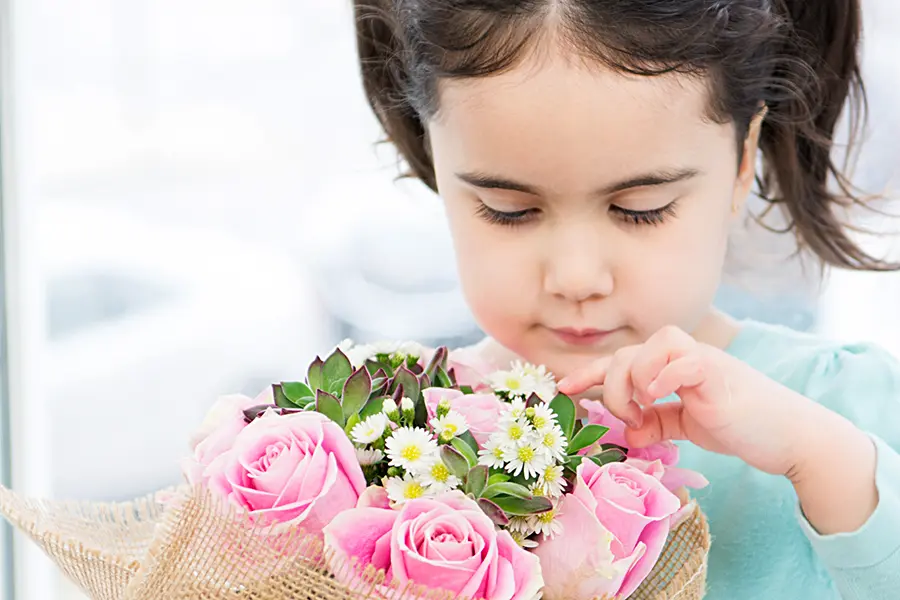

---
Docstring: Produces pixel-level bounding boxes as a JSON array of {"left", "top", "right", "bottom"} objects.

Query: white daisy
[
  {"left": 384, "top": 473, "right": 428, "bottom": 504},
  {"left": 528, "top": 403, "right": 557, "bottom": 433},
  {"left": 528, "top": 508, "right": 564, "bottom": 539},
  {"left": 507, "top": 517, "right": 534, "bottom": 536},
  {"left": 488, "top": 368, "right": 530, "bottom": 397},
  {"left": 513, "top": 360, "right": 557, "bottom": 401},
  {"left": 430, "top": 411, "right": 469, "bottom": 442},
  {"left": 355, "top": 448, "right": 384, "bottom": 466},
  {"left": 478, "top": 435, "right": 507, "bottom": 469},
  {"left": 498, "top": 417, "right": 534, "bottom": 449},
  {"left": 400, "top": 397, "right": 415, "bottom": 412},
  {"left": 503, "top": 442, "right": 551, "bottom": 479},
  {"left": 509, "top": 530, "right": 539, "bottom": 549},
  {"left": 537, "top": 464, "right": 566, "bottom": 498},
  {"left": 504, "top": 398, "right": 528, "bottom": 421},
  {"left": 419, "top": 459, "right": 461, "bottom": 492},
  {"left": 537, "top": 425, "right": 567, "bottom": 462},
  {"left": 385, "top": 427, "right": 438, "bottom": 473},
  {"left": 350, "top": 413, "right": 389, "bottom": 445}
]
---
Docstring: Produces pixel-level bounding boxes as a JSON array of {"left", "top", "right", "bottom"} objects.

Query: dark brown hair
[{"left": 354, "top": 0, "right": 895, "bottom": 271}]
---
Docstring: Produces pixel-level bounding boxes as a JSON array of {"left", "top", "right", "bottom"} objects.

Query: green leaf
[
  {"left": 460, "top": 385, "right": 474, "bottom": 395},
  {"left": 344, "top": 412, "right": 361, "bottom": 436},
  {"left": 359, "top": 396, "right": 387, "bottom": 420},
  {"left": 465, "top": 465, "right": 489, "bottom": 498},
  {"left": 456, "top": 431, "right": 479, "bottom": 455},
  {"left": 549, "top": 393, "right": 576, "bottom": 441},
  {"left": 588, "top": 447, "right": 627, "bottom": 467},
  {"left": 434, "top": 367, "right": 452, "bottom": 389},
  {"left": 342, "top": 367, "right": 372, "bottom": 420},
  {"left": 390, "top": 367, "right": 420, "bottom": 404},
  {"left": 450, "top": 437, "right": 478, "bottom": 468},
  {"left": 477, "top": 498, "right": 510, "bottom": 527},
  {"left": 447, "top": 367, "right": 459, "bottom": 387},
  {"left": 315, "top": 390, "right": 344, "bottom": 426},
  {"left": 323, "top": 349, "right": 353, "bottom": 389},
  {"left": 567, "top": 424, "right": 610, "bottom": 454},
  {"left": 413, "top": 395, "right": 428, "bottom": 428},
  {"left": 282, "top": 382, "right": 313, "bottom": 402},
  {"left": 303, "top": 400, "right": 316, "bottom": 411},
  {"left": 491, "top": 495, "right": 553, "bottom": 516},
  {"left": 273, "top": 384, "right": 296, "bottom": 409},
  {"left": 481, "top": 482, "right": 533, "bottom": 500},
  {"left": 440, "top": 445, "right": 471, "bottom": 479},
  {"left": 423, "top": 346, "right": 447, "bottom": 382},
  {"left": 565, "top": 455, "right": 585, "bottom": 473},
  {"left": 487, "top": 473, "right": 511, "bottom": 486},
  {"left": 365, "top": 359, "right": 391, "bottom": 376},
  {"left": 307, "top": 357, "right": 325, "bottom": 391}
]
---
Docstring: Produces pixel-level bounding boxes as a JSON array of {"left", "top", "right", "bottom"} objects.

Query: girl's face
[{"left": 427, "top": 48, "right": 759, "bottom": 379}]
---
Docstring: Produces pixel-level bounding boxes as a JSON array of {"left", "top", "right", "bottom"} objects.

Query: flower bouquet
[{"left": 0, "top": 341, "right": 710, "bottom": 600}]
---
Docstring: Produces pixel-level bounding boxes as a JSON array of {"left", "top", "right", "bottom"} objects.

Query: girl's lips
[{"left": 550, "top": 327, "right": 618, "bottom": 347}]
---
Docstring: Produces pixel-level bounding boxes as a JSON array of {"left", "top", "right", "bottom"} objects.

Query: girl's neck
[{"left": 691, "top": 309, "right": 742, "bottom": 351}]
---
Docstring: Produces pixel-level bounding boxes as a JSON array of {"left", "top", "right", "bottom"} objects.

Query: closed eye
[{"left": 474, "top": 203, "right": 538, "bottom": 227}]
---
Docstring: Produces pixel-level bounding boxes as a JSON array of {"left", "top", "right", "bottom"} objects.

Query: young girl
[{"left": 352, "top": 0, "right": 899, "bottom": 598}]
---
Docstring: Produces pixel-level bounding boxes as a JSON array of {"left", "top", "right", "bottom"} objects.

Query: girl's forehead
[{"left": 428, "top": 51, "right": 733, "bottom": 191}]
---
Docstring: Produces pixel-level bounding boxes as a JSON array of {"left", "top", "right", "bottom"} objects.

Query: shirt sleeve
[{"left": 795, "top": 344, "right": 900, "bottom": 599}]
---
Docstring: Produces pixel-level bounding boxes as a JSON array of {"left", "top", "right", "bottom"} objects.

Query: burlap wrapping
[{"left": 0, "top": 485, "right": 709, "bottom": 600}]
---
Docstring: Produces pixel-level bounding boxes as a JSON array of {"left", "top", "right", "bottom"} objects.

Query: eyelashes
[{"left": 474, "top": 201, "right": 679, "bottom": 228}]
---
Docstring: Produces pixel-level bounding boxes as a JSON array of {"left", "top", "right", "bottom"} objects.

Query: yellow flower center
[
  {"left": 532, "top": 415, "right": 548, "bottom": 430},
  {"left": 401, "top": 445, "right": 422, "bottom": 462},
  {"left": 430, "top": 463, "right": 450, "bottom": 483},
  {"left": 542, "top": 432, "right": 557, "bottom": 447},
  {"left": 442, "top": 424, "right": 458, "bottom": 438},
  {"left": 538, "top": 510, "right": 556, "bottom": 524},
  {"left": 404, "top": 481, "right": 425, "bottom": 499},
  {"left": 506, "top": 377, "right": 521, "bottom": 390},
  {"left": 492, "top": 446, "right": 504, "bottom": 459},
  {"left": 516, "top": 446, "right": 536, "bottom": 463},
  {"left": 508, "top": 424, "right": 524, "bottom": 440}
]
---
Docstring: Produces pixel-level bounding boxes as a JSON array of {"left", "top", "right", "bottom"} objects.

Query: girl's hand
[{"left": 557, "top": 325, "right": 824, "bottom": 478}]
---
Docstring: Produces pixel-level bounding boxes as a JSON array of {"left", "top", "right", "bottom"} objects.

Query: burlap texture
[{"left": 0, "top": 485, "right": 708, "bottom": 600}]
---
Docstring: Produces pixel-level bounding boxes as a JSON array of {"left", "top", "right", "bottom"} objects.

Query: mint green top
[{"left": 680, "top": 320, "right": 900, "bottom": 599}]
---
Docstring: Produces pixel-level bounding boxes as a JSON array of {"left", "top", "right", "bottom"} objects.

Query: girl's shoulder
[{"left": 728, "top": 319, "right": 900, "bottom": 412}]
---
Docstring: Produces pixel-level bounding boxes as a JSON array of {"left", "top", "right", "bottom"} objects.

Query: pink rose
[
  {"left": 627, "top": 442, "right": 709, "bottom": 491},
  {"left": 580, "top": 400, "right": 708, "bottom": 493},
  {"left": 422, "top": 388, "right": 506, "bottom": 446},
  {"left": 580, "top": 399, "right": 629, "bottom": 448},
  {"left": 534, "top": 461, "right": 681, "bottom": 599},
  {"left": 183, "top": 389, "right": 273, "bottom": 484},
  {"left": 323, "top": 491, "right": 543, "bottom": 600},
  {"left": 202, "top": 411, "right": 366, "bottom": 533}
]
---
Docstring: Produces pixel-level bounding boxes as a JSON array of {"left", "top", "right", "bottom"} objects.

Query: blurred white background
[{"left": 0, "top": 1, "right": 898, "bottom": 599}]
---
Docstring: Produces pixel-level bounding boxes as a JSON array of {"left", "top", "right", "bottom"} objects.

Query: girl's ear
[{"left": 731, "top": 105, "right": 767, "bottom": 215}]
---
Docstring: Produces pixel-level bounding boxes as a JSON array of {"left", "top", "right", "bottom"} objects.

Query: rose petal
[
  {"left": 357, "top": 486, "right": 391, "bottom": 509},
  {"left": 532, "top": 494, "right": 634, "bottom": 600},
  {"left": 323, "top": 507, "right": 398, "bottom": 583}
]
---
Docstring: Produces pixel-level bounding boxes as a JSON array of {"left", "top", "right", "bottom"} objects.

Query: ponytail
[
  {"left": 354, "top": 0, "right": 437, "bottom": 190},
  {"left": 758, "top": 0, "right": 897, "bottom": 270}
]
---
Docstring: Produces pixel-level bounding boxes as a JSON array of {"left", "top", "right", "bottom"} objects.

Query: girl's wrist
[{"left": 788, "top": 406, "right": 878, "bottom": 535}]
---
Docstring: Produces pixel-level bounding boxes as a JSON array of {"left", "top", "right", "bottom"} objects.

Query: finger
[
  {"left": 630, "top": 326, "right": 695, "bottom": 405},
  {"left": 600, "top": 348, "right": 644, "bottom": 429},
  {"left": 625, "top": 402, "right": 688, "bottom": 447},
  {"left": 557, "top": 355, "right": 613, "bottom": 395},
  {"left": 647, "top": 352, "right": 729, "bottom": 409}
]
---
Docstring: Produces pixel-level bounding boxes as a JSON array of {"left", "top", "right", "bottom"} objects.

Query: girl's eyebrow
[{"left": 456, "top": 167, "right": 701, "bottom": 197}]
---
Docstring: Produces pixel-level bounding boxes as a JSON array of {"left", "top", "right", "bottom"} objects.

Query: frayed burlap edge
[{"left": 0, "top": 485, "right": 709, "bottom": 600}]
